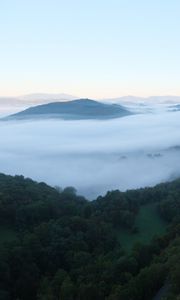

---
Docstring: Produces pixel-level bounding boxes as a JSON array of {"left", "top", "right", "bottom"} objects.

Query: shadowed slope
[{"left": 6, "top": 98, "right": 132, "bottom": 120}]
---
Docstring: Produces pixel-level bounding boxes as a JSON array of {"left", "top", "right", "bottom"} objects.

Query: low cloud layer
[{"left": 0, "top": 111, "right": 180, "bottom": 199}]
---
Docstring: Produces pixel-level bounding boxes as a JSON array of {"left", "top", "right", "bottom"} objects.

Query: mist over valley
[{"left": 1, "top": 103, "right": 180, "bottom": 199}]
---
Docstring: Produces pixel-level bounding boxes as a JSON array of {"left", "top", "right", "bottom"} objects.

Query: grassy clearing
[{"left": 117, "top": 203, "right": 167, "bottom": 251}]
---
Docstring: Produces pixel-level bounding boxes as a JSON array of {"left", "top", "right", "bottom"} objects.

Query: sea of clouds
[{"left": 0, "top": 111, "right": 180, "bottom": 199}]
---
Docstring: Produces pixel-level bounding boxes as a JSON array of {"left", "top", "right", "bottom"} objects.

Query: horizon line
[{"left": 1, "top": 93, "right": 180, "bottom": 100}]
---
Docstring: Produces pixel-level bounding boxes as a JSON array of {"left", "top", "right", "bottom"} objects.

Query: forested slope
[{"left": 0, "top": 173, "right": 180, "bottom": 299}]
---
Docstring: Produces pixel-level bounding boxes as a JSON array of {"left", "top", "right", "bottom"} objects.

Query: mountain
[
  {"left": 19, "top": 93, "right": 77, "bottom": 103},
  {"left": 2, "top": 94, "right": 180, "bottom": 117},
  {"left": 6, "top": 98, "right": 132, "bottom": 120},
  {"left": 102, "top": 96, "right": 180, "bottom": 114},
  {"left": 0, "top": 94, "right": 77, "bottom": 116},
  {"left": 103, "top": 95, "right": 180, "bottom": 104},
  {"left": 0, "top": 97, "right": 28, "bottom": 116},
  {"left": 168, "top": 104, "right": 180, "bottom": 111},
  {"left": 0, "top": 97, "right": 22, "bottom": 106},
  {"left": 0, "top": 173, "right": 180, "bottom": 299}
]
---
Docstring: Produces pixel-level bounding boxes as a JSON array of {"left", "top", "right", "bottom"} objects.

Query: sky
[{"left": 0, "top": 0, "right": 180, "bottom": 98}]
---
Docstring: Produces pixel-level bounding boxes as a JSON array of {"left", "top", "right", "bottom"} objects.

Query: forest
[{"left": 0, "top": 173, "right": 180, "bottom": 299}]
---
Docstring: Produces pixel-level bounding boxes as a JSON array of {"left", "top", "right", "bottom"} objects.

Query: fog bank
[{"left": 0, "top": 111, "right": 180, "bottom": 199}]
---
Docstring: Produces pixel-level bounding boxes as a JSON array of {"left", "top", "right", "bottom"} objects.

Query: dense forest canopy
[{"left": 0, "top": 173, "right": 180, "bottom": 299}]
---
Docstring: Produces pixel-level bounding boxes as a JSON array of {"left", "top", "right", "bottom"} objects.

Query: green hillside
[
  {"left": 0, "top": 173, "right": 180, "bottom": 299},
  {"left": 118, "top": 203, "right": 167, "bottom": 251}
]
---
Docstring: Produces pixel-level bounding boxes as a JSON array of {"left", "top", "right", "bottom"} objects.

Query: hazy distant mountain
[
  {"left": 102, "top": 96, "right": 180, "bottom": 114},
  {"left": 6, "top": 99, "right": 132, "bottom": 120},
  {"left": 0, "top": 97, "right": 27, "bottom": 116},
  {"left": 0, "top": 97, "right": 23, "bottom": 107},
  {"left": 19, "top": 93, "right": 77, "bottom": 103},
  {"left": 1, "top": 94, "right": 180, "bottom": 117},
  {"left": 103, "top": 95, "right": 180, "bottom": 105},
  {"left": 0, "top": 94, "right": 77, "bottom": 116},
  {"left": 168, "top": 104, "right": 180, "bottom": 111},
  {"left": 147, "top": 96, "right": 180, "bottom": 104}
]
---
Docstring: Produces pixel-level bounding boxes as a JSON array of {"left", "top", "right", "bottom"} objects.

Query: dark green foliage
[{"left": 0, "top": 174, "right": 180, "bottom": 299}]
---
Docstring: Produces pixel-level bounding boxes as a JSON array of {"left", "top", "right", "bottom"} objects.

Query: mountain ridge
[{"left": 5, "top": 98, "right": 132, "bottom": 120}]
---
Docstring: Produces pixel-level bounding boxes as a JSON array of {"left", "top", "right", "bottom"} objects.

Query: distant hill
[
  {"left": 6, "top": 99, "right": 132, "bottom": 120},
  {"left": 103, "top": 95, "right": 180, "bottom": 104},
  {"left": 0, "top": 93, "right": 77, "bottom": 116},
  {"left": 1, "top": 94, "right": 180, "bottom": 117},
  {"left": 168, "top": 104, "right": 180, "bottom": 111},
  {"left": 19, "top": 93, "right": 77, "bottom": 103}
]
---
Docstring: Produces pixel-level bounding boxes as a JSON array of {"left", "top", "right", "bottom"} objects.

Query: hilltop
[{"left": 6, "top": 98, "right": 132, "bottom": 120}]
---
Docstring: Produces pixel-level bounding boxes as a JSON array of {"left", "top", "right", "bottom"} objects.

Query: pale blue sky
[{"left": 0, "top": 0, "right": 180, "bottom": 98}]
